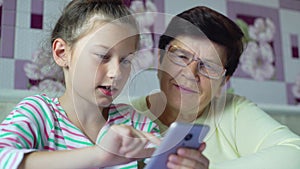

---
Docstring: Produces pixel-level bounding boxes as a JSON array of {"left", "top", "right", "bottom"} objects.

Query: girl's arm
[
  {"left": 19, "top": 146, "right": 104, "bottom": 169},
  {"left": 18, "top": 125, "right": 160, "bottom": 169}
]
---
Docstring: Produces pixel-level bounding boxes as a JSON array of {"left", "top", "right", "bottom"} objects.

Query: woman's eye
[
  {"left": 173, "top": 50, "right": 190, "bottom": 60},
  {"left": 200, "top": 61, "right": 211, "bottom": 68},
  {"left": 177, "top": 54, "right": 189, "bottom": 60}
]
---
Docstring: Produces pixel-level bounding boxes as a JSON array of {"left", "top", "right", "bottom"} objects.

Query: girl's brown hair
[{"left": 51, "top": 0, "right": 139, "bottom": 49}]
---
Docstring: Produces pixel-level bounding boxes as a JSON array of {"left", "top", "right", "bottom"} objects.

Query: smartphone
[{"left": 144, "top": 122, "right": 210, "bottom": 169}]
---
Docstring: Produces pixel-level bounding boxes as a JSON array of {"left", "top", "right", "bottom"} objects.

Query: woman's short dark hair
[{"left": 158, "top": 6, "right": 244, "bottom": 76}]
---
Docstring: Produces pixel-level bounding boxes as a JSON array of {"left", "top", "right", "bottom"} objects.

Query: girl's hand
[
  {"left": 95, "top": 124, "right": 161, "bottom": 167},
  {"left": 167, "top": 142, "right": 209, "bottom": 169}
]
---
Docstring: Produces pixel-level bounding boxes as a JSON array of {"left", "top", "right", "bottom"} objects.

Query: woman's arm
[
  {"left": 222, "top": 96, "right": 300, "bottom": 169},
  {"left": 164, "top": 96, "right": 300, "bottom": 169}
]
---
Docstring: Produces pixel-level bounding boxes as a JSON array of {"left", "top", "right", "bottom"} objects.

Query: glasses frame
[{"left": 166, "top": 45, "right": 227, "bottom": 80}]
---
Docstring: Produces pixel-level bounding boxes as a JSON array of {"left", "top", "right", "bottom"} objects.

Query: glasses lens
[
  {"left": 167, "top": 45, "right": 225, "bottom": 79},
  {"left": 198, "top": 61, "right": 224, "bottom": 79},
  {"left": 167, "top": 46, "right": 193, "bottom": 66}
]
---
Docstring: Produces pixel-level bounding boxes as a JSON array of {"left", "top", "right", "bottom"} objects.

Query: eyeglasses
[{"left": 166, "top": 45, "right": 226, "bottom": 79}]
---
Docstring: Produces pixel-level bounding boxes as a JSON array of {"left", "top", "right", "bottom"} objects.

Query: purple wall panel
[
  {"left": 292, "top": 47, "right": 299, "bottom": 59},
  {"left": 0, "top": 6, "right": 2, "bottom": 37},
  {"left": 3, "top": 0, "right": 16, "bottom": 10},
  {"left": 2, "top": 10, "right": 16, "bottom": 26},
  {"left": 0, "top": 0, "right": 16, "bottom": 58},
  {"left": 31, "top": 0, "right": 43, "bottom": 29},
  {"left": 279, "top": 0, "right": 300, "bottom": 11},
  {"left": 290, "top": 34, "right": 299, "bottom": 59},
  {"left": 1, "top": 26, "right": 15, "bottom": 58},
  {"left": 31, "top": 0, "right": 43, "bottom": 14},
  {"left": 31, "top": 13, "right": 43, "bottom": 29},
  {"left": 290, "top": 34, "right": 298, "bottom": 46},
  {"left": 14, "top": 60, "right": 30, "bottom": 89}
]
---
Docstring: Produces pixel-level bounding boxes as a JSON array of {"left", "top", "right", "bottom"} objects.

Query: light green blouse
[{"left": 132, "top": 93, "right": 300, "bottom": 169}]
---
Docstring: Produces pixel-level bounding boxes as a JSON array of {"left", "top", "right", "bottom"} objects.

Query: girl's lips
[
  {"left": 98, "top": 86, "right": 118, "bottom": 96},
  {"left": 174, "top": 84, "right": 199, "bottom": 94}
]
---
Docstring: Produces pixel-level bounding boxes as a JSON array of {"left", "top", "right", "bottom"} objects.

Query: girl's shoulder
[
  {"left": 16, "top": 93, "right": 58, "bottom": 110},
  {"left": 10, "top": 93, "right": 62, "bottom": 121},
  {"left": 108, "top": 103, "right": 159, "bottom": 133},
  {"left": 108, "top": 103, "right": 136, "bottom": 119},
  {"left": 109, "top": 103, "right": 133, "bottom": 111}
]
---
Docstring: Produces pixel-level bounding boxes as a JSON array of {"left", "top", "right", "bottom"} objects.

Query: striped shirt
[{"left": 0, "top": 94, "right": 160, "bottom": 169}]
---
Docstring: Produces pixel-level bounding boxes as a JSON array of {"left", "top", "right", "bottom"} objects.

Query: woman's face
[
  {"left": 158, "top": 35, "right": 227, "bottom": 115},
  {"left": 67, "top": 22, "right": 138, "bottom": 107}
]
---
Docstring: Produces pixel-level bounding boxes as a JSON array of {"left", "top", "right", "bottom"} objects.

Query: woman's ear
[
  {"left": 52, "top": 38, "right": 69, "bottom": 68},
  {"left": 157, "top": 49, "right": 164, "bottom": 67},
  {"left": 220, "top": 75, "right": 231, "bottom": 86},
  {"left": 225, "top": 75, "right": 231, "bottom": 83},
  {"left": 157, "top": 49, "right": 163, "bottom": 79},
  {"left": 215, "top": 75, "right": 231, "bottom": 98}
]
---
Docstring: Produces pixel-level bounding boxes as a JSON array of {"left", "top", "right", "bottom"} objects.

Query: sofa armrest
[{"left": 259, "top": 104, "right": 300, "bottom": 136}]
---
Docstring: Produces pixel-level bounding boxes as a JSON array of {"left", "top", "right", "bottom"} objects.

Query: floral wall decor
[
  {"left": 292, "top": 73, "right": 300, "bottom": 105},
  {"left": 129, "top": 0, "right": 158, "bottom": 71},
  {"left": 227, "top": 1, "right": 300, "bottom": 105},
  {"left": 24, "top": 48, "right": 65, "bottom": 97},
  {"left": 237, "top": 17, "right": 276, "bottom": 81},
  {"left": 228, "top": 1, "right": 284, "bottom": 82}
]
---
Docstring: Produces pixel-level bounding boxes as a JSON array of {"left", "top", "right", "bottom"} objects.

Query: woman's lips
[{"left": 174, "top": 84, "right": 199, "bottom": 94}]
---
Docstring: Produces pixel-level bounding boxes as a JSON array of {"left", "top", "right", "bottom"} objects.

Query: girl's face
[
  {"left": 68, "top": 22, "right": 138, "bottom": 107},
  {"left": 158, "top": 35, "right": 227, "bottom": 115}
]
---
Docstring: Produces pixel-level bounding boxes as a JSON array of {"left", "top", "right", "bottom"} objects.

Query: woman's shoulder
[
  {"left": 223, "top": 93, "right": 267, "bottom": 119},
  {"left": 217, "top": 93, "right": 262, "bottom": 122},
  {"left": 224, "top": 93, "right": 255, "bottom": 107}
]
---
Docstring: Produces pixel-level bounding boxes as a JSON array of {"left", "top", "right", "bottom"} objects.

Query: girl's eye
[
  {"left": 98, "top": 54, "right": 110, "bottom": 60},
  {"left": 95, "top": 53, "right": 110, "bottom": 61},
  {"left": 120, "top": 57, "right": 132, "bottom": 65}
]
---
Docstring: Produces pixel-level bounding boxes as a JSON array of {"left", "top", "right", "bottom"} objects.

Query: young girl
[{"left": 0, "top": 1, "right": 160, "bottom": 169}]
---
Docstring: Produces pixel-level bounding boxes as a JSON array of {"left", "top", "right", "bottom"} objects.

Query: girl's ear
[{"left": 52, "top": 38, "right": 69, "bottom": 68}]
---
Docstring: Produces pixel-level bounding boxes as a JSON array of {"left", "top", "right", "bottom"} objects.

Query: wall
[
  {"left": 0, "top": 0, "right": 300, "bottom": 108},
  {"left": 0, "top": 0, "right": 70, "bottom": 90}
]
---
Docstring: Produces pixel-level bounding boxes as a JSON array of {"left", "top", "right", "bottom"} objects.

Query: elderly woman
[{"left": 133, "top": 6, "right": 300, "bottom": 169}]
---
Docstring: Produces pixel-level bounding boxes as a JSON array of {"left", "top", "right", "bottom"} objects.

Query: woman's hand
[
  {"left": 167, "top": 142, "right": 209, "bottom": 169},
  {"left": 95, "top": 124, "right": 161, "bottom": 167}
]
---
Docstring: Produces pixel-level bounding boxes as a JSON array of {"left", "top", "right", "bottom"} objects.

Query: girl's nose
[{"left": 107, "top": 58, "right": 122, "bottom": 80}]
